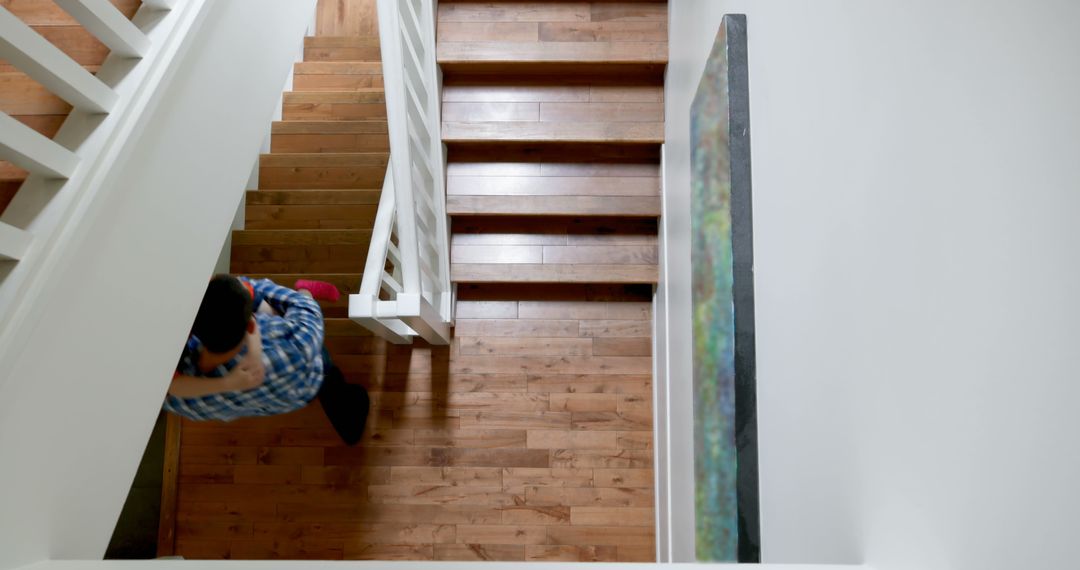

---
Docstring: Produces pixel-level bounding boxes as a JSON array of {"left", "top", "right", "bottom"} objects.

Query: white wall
[
  {"left": 662, "top": 1, "right": 1080, "bottom": 568},
  {"left": 0, "top": 1, "right": 313, "bottom": 567}
]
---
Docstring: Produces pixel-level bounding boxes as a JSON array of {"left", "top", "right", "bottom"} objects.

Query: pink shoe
[{"left": 295, "top": 279, "right": 341, "bottom": 302}]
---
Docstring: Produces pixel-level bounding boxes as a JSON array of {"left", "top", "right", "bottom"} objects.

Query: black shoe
[{"left": 318, "top": 376, "right": 370, "bottom": 446}]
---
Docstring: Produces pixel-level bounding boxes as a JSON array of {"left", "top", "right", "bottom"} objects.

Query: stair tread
[
  {"left": 325, "top": 318, "right": 375, "bottom": 337},
  {"left": 442, "top": 121, "right": 663, "bottom": 143},
  {"left": 451, "top": 263, "right": 657, "bottom": 284},
  {"left": 232, "top": 229, "right": 373, "bottom": 245},
  {"left": 438, "top": 40, "right": 667, "bottom": 66},
  {"left": 241, "top": 273, "right": 363, "bottom": 317},
  {"left": 304, "top": 36, "right": 381, "bottom": 63},
  {"left": 246, "top": 189, "right": 382, "bottom": 205},
  {"left": 447, "top": 195, "right": 659, "bottom": 217},
  {"left": 295, "top": 62, "right": 382, "bottom": 75},
  {"left": 284, "top": 90, "right": 385, "bottom": 102},
  {"left": 271, "top": 120, "right": 388, "bottom": 134},
  {"left": 305, "top": 36, "right": 380, "bottom": 47},
  {"left": 259, "top": 152, "right": 389, "bottom": 167}
]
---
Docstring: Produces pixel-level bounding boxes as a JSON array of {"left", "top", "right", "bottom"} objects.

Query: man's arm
[
  {"left": 248, "top": 278, "right": 325, "bottom": 355},
  {"left": 169, "top": 326, "right": 266, "bottom": 397}
]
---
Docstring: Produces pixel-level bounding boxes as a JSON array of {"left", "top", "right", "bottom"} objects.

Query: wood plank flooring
[{"left": 175, "top": 285, "right": 656, "bottom": 561}]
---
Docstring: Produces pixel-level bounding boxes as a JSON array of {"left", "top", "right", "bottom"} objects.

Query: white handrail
[{"left": 351, "top": 0, "right": 453, "bottom": 345}]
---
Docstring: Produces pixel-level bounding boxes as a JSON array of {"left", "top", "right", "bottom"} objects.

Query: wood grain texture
[
  {"left": 174, "top": 0, "right": 658, "bottom": 560},
  {"left": 315, "top": 0, "right": 377, "bottom": 37},
  {"left": 304, "top": 36, "right": 381, "bottom": 62},
  {"left": 442, "top": 121, "right": 662, "bottom": 143},
  {"left": 448, "top": 195, "right": 660, "bottom": 217},
  {"left": 452, "top": 263, "right": 658, "bottom": 284},
  {"left": 175, "top": 290, "right": 656, "bottom": 560},
  {"left": 0, "top": 0, "right": 141, "bottom": 212},
  {"left": 157, "top": 413, "right": 182, "bottom": 557},
  {"left": 437, "top": 2, "right": 668, "bottom": 70},
  {"left": 283, "top": 90, "right": 386, "bottom": 120}
]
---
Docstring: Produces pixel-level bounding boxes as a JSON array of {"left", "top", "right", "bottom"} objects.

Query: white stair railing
[{"left": 350, "top": 0, "right": 453, "bottom": 345}]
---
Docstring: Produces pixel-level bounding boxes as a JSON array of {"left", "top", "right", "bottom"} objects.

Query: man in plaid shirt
[{"left": 165, "top": 275, "right": 369, "bottom": 445}]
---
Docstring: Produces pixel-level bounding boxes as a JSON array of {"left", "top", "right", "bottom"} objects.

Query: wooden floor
[{"left": 171, "top": 0, "right": 665, "bottom": 561}]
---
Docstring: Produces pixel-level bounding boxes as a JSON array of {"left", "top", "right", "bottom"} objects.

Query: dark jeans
[
  {"left": 319, "top": 346, "right": 344, "bottom": 390},
  {"left": 316, "top": 345, "right": 369, "bottom": 445}
]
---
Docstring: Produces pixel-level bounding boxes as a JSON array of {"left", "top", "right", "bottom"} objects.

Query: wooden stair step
[
  {"left": 325, "top": 318, "right": 375, "bottom": 337},
  {"left": 259, "top": 152, "right": 388, "bottom": 167},
  {"left": 304, "top": 36, "right": 381, "bottom": 62},
  {"left": 450, "top": 215, "right": 658, "bottom": 284},
  {"left": 442, "top": 121, "right": 663, "bottom": 144},
  {"left": 453, "top": 243, "right": 657, "bottom": 265},
  {"left": 240, "top": 273, "right": 362, "bottom": 319},
  {"left": 295, "top": 62, "right": 382, "bottom": 74},
  {"left": 0, "top": 177, "right": 21, "bottom": 216},
  {"left": 270, "top": 120, "right": 389, "bottom": 153},
  {"left": 438, "top": 41, "right": 667, "bottom": 67},
  {"left": 244, "top": 204, "right": 379, "bottom": 230},
  {"left": 232, "top": 253, "right": 368, "bottom": 274},
  {"left": 272, "top": 120, "right": 388, "bottom": 134},
  {"left": 0, "top": 72, "right": 71, "bottom": 115},
  {"left": 232, "top": 230, "right": 372, "bottom": 273},
  {"left": 283, "top": 90, "right": 387, "bottom": 120},
  {"left": 451, "top": 263, "right": 657, "bottom": 284},
  {"left": 447, "top": 172, "right": 659, "bottom": 198},
  {"left": 232, "top": 229, "right": 373, "bottom": 245},
  {"left": 447, "top": 195, "right": 660, "bottom": 217},
  {"left": 436, "top": 2, "right": 667, "bottom": 71},
  {"left": 246, "top": 189, "right": 382, "bottom": 206},
  {"left": 452, "top": 216, "right": 657, "bottom": 242},
  {"left": 293, "top": 62, "right": 384, "bottom": 91},
  {"left": 258, "top": 153, "right": 388, "bottom": 190}
]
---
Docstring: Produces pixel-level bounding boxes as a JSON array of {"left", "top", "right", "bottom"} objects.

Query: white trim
[
  {"left": 0, "top": 222, "right": 32, "bottom": 261},
  {"left": 0, "top": 6, "right": 117, "bottom": 112},
  {"left": 655, "top": 143, "right": 673, "bottom": 562},
  {"left": 0, "top": 112, "right": 79, "bottom": 179},
  {"left": 140, "top": 0, "right": 178, "bottom": 8}
]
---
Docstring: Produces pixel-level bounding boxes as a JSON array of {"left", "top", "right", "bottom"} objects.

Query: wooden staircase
[
  {"left": 231, "top": 35, "right": 386, "bottom": 322},
  {"left": 438, "top": 1, "right": 664, "bottom": 287},
  {"left": 170, "top": 0, "right": 665, "bottom": 561},
  {"left": 0, "top": 0, "right": 140, "bottom": 215}
]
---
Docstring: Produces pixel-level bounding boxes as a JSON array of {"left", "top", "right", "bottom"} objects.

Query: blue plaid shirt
[{"left": 164, "top": 278, "right": 325, "bottom": 421}]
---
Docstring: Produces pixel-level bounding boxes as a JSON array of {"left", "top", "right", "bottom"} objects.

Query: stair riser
[
  {"left": 304, "top": 47, "right": 381, "bottom": 61},
  {"left": 282, "top": 103, "right": 387, "bottom": 120},
  {"left": 271, "top": 134, "right": 390, "bottom": 153},
  {"left": 246, "top": 190, "right": 381, "bottom": 206},
  {"left": 258, "top": 167, "right": 385, "bottom": 190},
  {"left": 293, "top": 76, "right": 385, "bottom": 91}
]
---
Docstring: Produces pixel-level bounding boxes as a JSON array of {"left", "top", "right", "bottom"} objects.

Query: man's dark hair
[{"left": 192, "top": 274, "right": 253, "bottom": 353}]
